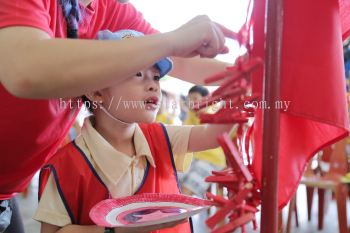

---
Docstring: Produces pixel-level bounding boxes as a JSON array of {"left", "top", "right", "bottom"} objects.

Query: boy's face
[{"left": 94, "top": 66, "right": 161, "bottom": 124}]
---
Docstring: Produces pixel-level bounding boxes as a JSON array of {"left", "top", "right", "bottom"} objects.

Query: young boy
[{"left": 34, "top": 30, "right": 232, "bottom": 233}]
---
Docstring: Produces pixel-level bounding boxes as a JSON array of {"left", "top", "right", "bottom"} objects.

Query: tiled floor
[
  {"left": 17, "top": 176, "right": 349, "bottom": 233},
  {"left": 277, "top": 186, "right": 349, "bottom": 233}
]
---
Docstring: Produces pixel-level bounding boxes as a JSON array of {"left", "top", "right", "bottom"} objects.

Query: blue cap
[{"left": 97, "top": 29, "right": 173, "bottom": 78}]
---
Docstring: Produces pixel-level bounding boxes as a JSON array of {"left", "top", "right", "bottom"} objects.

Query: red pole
[{"left": 260, "top": 0, "right": 284, "bottom": 232}]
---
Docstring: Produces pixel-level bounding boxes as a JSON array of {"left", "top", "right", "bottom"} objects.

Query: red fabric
[
  {"left": 0, "top": 92, "right": 80, "bottom": 200},
  {"left": 340, "top": 0, "right": 350, "bottom": 40},
  {"left": 39, "top": 123, "right": 191, "bottom": 232},
  {"left": 0, "top": 0, "right": 157, "bottom": 199},
  {"left": 251, "top": 0, "right": 349, "bottom": 208},
  {"left": 0, "top": 0, "right": 156, "bottom": 38}
]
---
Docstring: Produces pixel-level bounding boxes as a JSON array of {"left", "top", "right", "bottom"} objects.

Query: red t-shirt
[{"left": 0, "top": 0, "right": 157, "bottom": 199}]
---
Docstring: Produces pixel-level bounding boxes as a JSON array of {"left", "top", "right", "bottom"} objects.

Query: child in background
[
  {"left": 179, "top": 94, "right": 189, "bottom": 122},
  {"left": 181, "top": 85, "right": 227, "bottom": 197},
  {"left": 34, "top": 30, "right": 233, "bottom": 233},
  {"left": 184, "top": 85, "right": 209, "bottom": 125},
  {"left": 156, "top": 90, "right": 174, "bottom": 124}
]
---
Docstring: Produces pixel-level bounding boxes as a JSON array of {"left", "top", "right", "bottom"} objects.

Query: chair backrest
[
  {"left": 303, "top": 138, "right": 348, "bottom": 178},
  {"left": 321, "top": 145, "right": 333, "bottom": 162},
  {"left": 304, "top": 155, "right": 316, "bottom": 177},
  {"left": 328, "top": 138, "right": 349, "bottom": 175}
]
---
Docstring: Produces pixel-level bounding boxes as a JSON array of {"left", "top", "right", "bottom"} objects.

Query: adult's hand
[{"left": 167, "top": 15, "right": 237, "bottom": 58}]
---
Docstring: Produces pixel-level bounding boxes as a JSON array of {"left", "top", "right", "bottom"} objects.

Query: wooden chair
[
  {"left": 286, "top": 138, "right": 349, "bottom": 233},
  {"left": 304, "top": 146, "right": 333, "bottom": 228}
]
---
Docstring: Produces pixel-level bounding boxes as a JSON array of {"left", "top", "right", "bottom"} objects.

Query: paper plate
[{"left": 89, "top": 193, "right": 214, "bottom": 228}]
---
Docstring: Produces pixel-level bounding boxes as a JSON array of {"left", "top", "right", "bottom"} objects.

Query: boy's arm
[
  {"left": 187, "top": 124, "right": 234, "bottom": 152},
  {"left": 41, "top": 223, "right": 104, "bottom": 233},
  {"left": 41, "top": 221, "right": 187, "bottom": 233}
]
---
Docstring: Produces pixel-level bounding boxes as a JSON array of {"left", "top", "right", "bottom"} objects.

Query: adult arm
[
  {"left": 170, "top": 56, "right": 230, "bottom": 85},
  {"left": 0, "top": 16, "right": 233, "bottom": 98}
]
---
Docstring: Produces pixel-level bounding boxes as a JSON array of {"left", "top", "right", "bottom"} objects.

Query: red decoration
[
  {"left": 204, "top": 131, "right": 261, "bottom": 233},
  {"left": 196, "top": 52, "right": 262, "bottom": 232}
]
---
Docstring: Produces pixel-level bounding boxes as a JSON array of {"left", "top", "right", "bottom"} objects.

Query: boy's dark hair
[
  {"left": 161, "top": 90, "right": 168, "bottom": 97},
  {"left": 81, "top": 95, "right": 93, "bottom": 113},
  {"left": 188, "top": 85, "right": 209, "bottom": 97},
  {"left": 345, "top": 49, "right": 350, "bottom": 63}
]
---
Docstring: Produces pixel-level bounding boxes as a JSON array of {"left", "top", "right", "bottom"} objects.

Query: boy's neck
[{"left": 93, "top": 111, "right": 136, "bottom": 155}]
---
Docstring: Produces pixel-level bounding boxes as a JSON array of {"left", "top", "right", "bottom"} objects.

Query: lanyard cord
[{"left": 59, "top": 0, "right": 81, "bottom": 38}]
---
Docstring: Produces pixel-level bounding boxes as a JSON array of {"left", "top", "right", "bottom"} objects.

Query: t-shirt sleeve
[
  {"left": 0, "top": 0, "right": 53, "bottom": 37},
  {"left": 104, "top": 1, "right": 158, "bottom": 35},
  {"left": 34, "top": 174, "right": 71, "bottom": 227},
  {"left": 165, "top": 125, "right": 194, "bottom": 172}
]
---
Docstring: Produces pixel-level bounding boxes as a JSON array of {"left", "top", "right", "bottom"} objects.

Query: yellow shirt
[
  {"left": 34, "top": 119, "right": 193, "bottom": 227},
  {"left": 183, "top": 110, "right": 226, "bottom": 168},
  {"left": 156, "top": 112, "right": 174, "bottom": 125},
  {"left": 183, "top": 110, "right": 200, "bottom": 125}
]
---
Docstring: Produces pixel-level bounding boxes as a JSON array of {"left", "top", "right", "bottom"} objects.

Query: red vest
[{"left": 39, "top": 123, "right": 192, "bottom": 233}]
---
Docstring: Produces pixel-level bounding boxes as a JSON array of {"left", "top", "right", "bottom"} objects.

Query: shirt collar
[{"left": 80, "top": 118, "right": 156, "bottom": 185}]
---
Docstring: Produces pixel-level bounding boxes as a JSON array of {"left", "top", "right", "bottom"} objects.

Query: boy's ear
[{"left": 85, "top": 91, "right": 104, "bottom": 103}]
